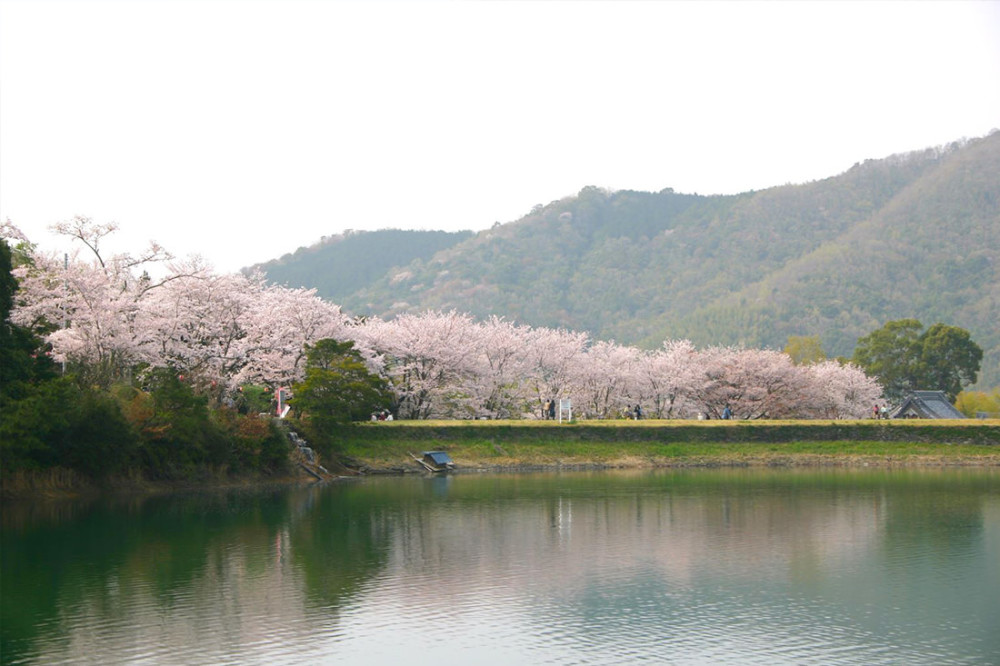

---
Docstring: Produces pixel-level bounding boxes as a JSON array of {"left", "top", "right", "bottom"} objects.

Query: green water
[{"left": 3, "top": 468, "right": 999, "bottom": 664}]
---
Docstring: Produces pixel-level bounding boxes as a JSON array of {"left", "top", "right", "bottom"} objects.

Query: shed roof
[{"left": 423, "top": 451, "right": 454, "bottom": 465}]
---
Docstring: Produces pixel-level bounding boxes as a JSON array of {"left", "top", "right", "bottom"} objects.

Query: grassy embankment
[{"left": 330, "top": 419, "right": 1000, "bottom": 472}]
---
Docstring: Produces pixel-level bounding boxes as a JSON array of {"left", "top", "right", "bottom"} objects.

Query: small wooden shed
[{"left": 413, "top": 451, "right": 455, "bottom": 472}]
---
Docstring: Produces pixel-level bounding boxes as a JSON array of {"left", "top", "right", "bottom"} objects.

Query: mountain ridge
[{"left": 252, "top": 132, "right": 1000, "bottom": 387}]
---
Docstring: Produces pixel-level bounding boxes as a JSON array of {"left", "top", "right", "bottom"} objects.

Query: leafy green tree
[
  {"left": 0, "top": 237, "right": 15, "bottom": 319},
  {"left": 0, "top": 239, "right": 57, "bottom": 403},
  {"left": 1, "top": 238, "right": 63, "bottom": 472},
  {"left": 55, "top": 388, "right": 138, "bottom": 477},
  {"left": 1, "top": 375, "right": 138, "bottom": 478},
  {"left": 852, "top": 319, "right": 982, "bottom": 402},
  {"left": 292, "top": 339, "right": 391, "bottom": 432},
  {"left": 0, "top": 376, "right": 73, "bottom": 471},
  {"left": 917, "top": 323, "right": 983, "bottom": 402},
  {"left": 783, "top": 335, "right": 826, "bottom": 365},
  {"left": 852, "top": 319, "right": 923, "bottom": 399},
  {"left": 137, "top": 368, "right": 228, "bottom": 478}
]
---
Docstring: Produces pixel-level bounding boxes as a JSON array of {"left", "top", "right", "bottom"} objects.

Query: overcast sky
[{"left": 2, "top": 0, "right": 998, "bottom": 273}]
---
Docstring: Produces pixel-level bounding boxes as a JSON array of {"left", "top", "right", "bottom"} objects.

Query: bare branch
[{"left": 50, "top": 215, "right": 118, "bottom": 268}]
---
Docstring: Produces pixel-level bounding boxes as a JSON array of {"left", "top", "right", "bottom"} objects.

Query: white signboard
[{"left": 559, "top": 398, "right": 572, "bottom": 423}]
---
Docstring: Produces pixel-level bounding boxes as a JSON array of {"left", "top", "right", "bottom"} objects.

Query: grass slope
[{"left": 330, "top": 419, "right": 1000, "bottom": 472}]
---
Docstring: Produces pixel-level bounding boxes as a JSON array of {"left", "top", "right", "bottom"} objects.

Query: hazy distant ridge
[{"left": 248, "top": 229, "right": 473, "bottom": 304}]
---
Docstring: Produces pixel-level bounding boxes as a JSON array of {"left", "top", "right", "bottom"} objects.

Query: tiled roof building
[{"left": 891, "top": 391, "right": 965, "bottom": 419}]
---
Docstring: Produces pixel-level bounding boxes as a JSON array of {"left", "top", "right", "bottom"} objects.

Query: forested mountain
[
  {"left": 248, "top": 229, "right": 473, "bottom": 303},
  {"left": 254, "top": 132, "right": 1000, "bottom": 387}
]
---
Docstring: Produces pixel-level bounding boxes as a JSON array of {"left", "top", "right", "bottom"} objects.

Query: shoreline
[
  {"left": 348, "top": 452, "right": 1000, "bottom": 476},
  {"left": 5, "top": 420, "right": 999, "bottom": 498},
  {"left": 8, "top": 452, "right": 998, "bottom": 501},
  {"left": 9, "top": 450, "right": 999, "bottom": 501}
]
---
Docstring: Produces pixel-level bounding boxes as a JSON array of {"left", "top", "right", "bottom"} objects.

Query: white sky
[{"left": 2, "top": 0, "right": 999, "bottom": 274}]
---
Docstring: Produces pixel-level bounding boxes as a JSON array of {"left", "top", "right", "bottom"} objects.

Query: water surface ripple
[{"left": 3, "top": 468, "right": 999, "bottom": 664}]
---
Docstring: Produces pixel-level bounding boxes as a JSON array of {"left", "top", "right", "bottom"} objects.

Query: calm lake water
[{"left": 3, "top": 468, "right": 999, "bottom": 665}]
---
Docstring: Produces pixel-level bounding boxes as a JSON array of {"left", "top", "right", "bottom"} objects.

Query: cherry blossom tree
[
  {"left": 806, "top": 360, "right": 884, "bottom": 419},
  {"left": 139, "top": 263, "right": 254, "bottom": 393},
  {"left": 519, "top": 326, "right": 589, "bottom": 418},
  {"left": 233, "top": 280, "right": 351, "bottom": 389},
  {"left": 473, "top": 316, "right": 535, "bottom": 419},
  {"left": 9, "top": 220, "right": 357, "bottom": 398},
  {"left": 357, "top": 311, "right": 482, "bottom": 419},
  {"left": 570, "top": 340, "right": 642, "bottom": 419},
  {"left": 689, "top": 347, "right": 812, "bottom": 420},
  {"left": 10, "top": 217, "right": 182, "bottom": 386},
  {"left": 639, "top": 340, "right": 701, "bottom": 419}
]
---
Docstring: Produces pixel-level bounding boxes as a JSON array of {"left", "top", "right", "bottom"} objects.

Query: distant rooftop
[{"left": 891, "top": 391, "right": 965, "bottom": 419}]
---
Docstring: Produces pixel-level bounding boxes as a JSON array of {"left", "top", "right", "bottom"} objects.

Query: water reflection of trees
[
  {"left": 288, "top": 484, "right": 392, "bottom": 609},
  {"left": 883, "top": 485, "right": 984, "bottom": 554},
  {"left": 0, "top": 485, "right": 392, "bottom": 663},
  {"left": 361, "top": 469, "right": 995, "bottom": 595},
  {"left": 357, "top": 469, "right": 998, "bottom": 664},
  {"left": 2, "top": 470, "right": 997, "bottom": 663}
]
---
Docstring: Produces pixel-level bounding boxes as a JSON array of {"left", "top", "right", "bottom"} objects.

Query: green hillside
[
  {"left": 673, "top": 135, "right": 1000, "bottom": 368},
  {"left": 258, "top": 133, "right": 1000, "bottom": 387},
  {"left": 248, "top": 228, "right": 473, "bottom": 303}
]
